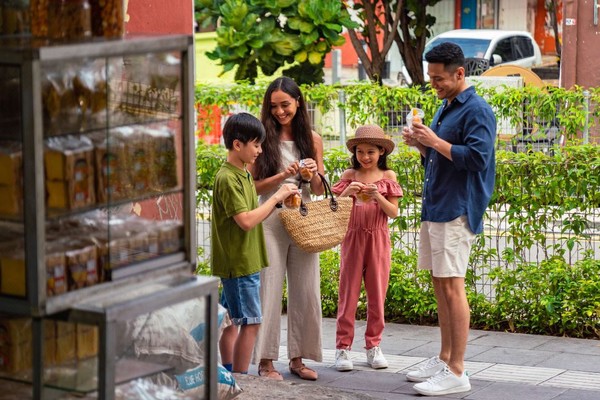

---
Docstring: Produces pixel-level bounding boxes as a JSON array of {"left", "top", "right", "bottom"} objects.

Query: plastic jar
[
  {"left": 48, "top": 0, "right": 92, "bottom": 40},
  {"left": 91, "top": 0, "right": 124, "bottom": 38},
  {"left": 1, "top": 0, "right": 30, "bottom": 35},
  {"left": 30, "top": 0, "right": 49, "bottom": 38}
]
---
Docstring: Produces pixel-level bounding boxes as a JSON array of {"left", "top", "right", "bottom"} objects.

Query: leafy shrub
[{"left": 195, "top": 119, "right": 600, "bottom": 339}]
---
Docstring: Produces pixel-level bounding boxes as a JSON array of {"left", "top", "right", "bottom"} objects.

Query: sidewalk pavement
[{"left": 241, "top": 316, "right": 600, "bottom": 399}]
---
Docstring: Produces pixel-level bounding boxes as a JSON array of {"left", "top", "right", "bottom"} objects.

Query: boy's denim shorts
[{"left": 220, "top": 272, "right": 262, "bottom": 326}]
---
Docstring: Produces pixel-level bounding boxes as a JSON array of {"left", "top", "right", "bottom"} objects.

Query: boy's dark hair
[
  {"left": 222, "top": 112, "right": 266, "bottom": 150},
  {"left": 425, "top": 42, "right": 465, "bottom": 72}
]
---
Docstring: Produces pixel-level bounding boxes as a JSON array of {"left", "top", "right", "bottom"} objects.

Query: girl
[{"left": 331, "top": 124, "right": 402, "bottom": 372}]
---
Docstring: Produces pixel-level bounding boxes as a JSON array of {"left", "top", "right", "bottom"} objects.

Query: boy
[{"left": 211, "top": 112, "right": 298, "bottom": 375}]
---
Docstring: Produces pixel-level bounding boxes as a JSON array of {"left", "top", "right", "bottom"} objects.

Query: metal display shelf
[
  {"left": 0, "top": 34, "right": 217, "bottom": 399},
  {"left": 50, "top": 273, "right": 219, "bottom": 399}
]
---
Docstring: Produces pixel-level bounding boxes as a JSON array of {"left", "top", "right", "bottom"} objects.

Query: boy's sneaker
[
  {"left": 366, "top": 346, "right": 388, "bottom": 369},
  {"left": 413, "top": 366, "right": 471, "bottom": 396},
  {"left": 406, "top": 356, "right": 446, "bottom": 382},
  {"left": 335, "top": 349, "right": 353, "bottom": 371}
]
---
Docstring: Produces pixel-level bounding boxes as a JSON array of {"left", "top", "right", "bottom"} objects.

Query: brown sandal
[
  {"left": 258, "top": 363, "right": 283, "bottom": 381},
  {"left": 289, "top": 362, "right": 318, "bottom": 381}
]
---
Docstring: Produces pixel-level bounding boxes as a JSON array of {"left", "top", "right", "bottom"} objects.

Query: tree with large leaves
[
  {"left": 195, "top": 0, "right": 357, "bottom": 84},
  {"left": 345, "top": 0, "right": 440, "bottom": 86}
]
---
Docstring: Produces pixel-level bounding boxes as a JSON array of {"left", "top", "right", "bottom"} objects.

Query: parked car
[{"left": 400, "top": 29, "right": 543, "bottom": 84}]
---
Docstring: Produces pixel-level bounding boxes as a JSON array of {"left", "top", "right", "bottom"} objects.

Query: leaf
[
  {"left": 330, "top": 35, "right": 346, "bottom": 46},
  {"left": 294, "top": 50, "right": 308, "bottom": 63},
  {"left": 220, "top": 0, "right": 248, "bottom": 29},
  {"left": 301, "top": 29, "right": 319, "bottom": 45},
  {"left": 248, "top": 39, "right": 264, "bottom": 48},
  {"left": 324, "top": 23, "right": 342, "bottom": 32},
  {"left": 308, "top": 51, "right": 323, "bottom": 64}
]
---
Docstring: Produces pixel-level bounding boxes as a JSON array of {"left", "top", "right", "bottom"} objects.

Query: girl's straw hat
[{"left": 346, "top": 124, "right": 395, "bottom": 155}]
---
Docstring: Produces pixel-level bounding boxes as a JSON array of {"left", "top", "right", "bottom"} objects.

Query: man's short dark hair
[
  {"left": 222, "top": 112, "right": 266, "bottom": 150},
  {"left": 425, "top": 42, "right": 465, "bottom": 71}
]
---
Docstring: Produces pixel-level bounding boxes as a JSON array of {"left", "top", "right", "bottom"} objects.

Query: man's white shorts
[{"left": 418, "top": 216, "right": 476, "bottom": 278}]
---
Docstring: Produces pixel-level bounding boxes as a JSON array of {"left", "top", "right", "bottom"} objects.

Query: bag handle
[{"left": 297, "top": 173, "right": 339, "bottom": 216}]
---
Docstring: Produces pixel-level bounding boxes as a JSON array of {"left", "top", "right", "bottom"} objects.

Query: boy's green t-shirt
[{"left": 210, "top": 162, "right": 268, "bottom": 278}]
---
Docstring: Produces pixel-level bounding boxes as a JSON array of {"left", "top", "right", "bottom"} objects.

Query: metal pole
[
  {"left": 338, "top": 90, "right": 347, "bottom": 146},
  {"left": 332, "top": 49, "right": 341, "bottom": 84},
  {"left": 583, "top": 90, "right": 590, "bottom": 144}
]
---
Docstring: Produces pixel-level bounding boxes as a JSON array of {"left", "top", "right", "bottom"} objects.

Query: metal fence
[{"left": 196, "top": 158, "right": 599, "bottom": 303}]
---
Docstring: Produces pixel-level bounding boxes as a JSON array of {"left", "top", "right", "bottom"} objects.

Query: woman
[{"left": 249, "top": 76, "right": 325, "bottom": 381}]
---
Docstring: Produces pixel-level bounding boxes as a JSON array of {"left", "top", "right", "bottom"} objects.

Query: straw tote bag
[{"left": 279, "top": 173, "right": 352, "bottom": 253}]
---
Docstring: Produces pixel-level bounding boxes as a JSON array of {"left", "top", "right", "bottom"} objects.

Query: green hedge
[
  {"left": 196, "top": 137, "right": 600, "bottom": 339},
  {"left": 196, "top": 82, "right": 600, "bottom": 142}
]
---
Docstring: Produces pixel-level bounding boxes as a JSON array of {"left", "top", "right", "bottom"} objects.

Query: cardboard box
[
  {"left": 0, "top": 184, "right": 22, "bottom": 216},
  {"left": 0, "top": 146, "right": 22, "bottom": 186},
  {"left": 94, "top": 138, "right": 128, "bottom": 203},
  {"left": 76, "top": 324, "right": 98, "bottom": 360},
  {"left": 0, "top": 250, "right": 25, "bottom": 297},
  {"left": 46, "top": 251, "right": 67, "bottom": 297},
  {"left": 44, "top": 320, "right": 56, "bottom": 366},
  {"left": 150, "top": 130, "right": 178, "bottom": 191},
  {"left": 55, "top": 321, "right": 76, "bottom": 365},
  {"left": 0, "top": 316, "right": 32, "bottom": 373},
  {"left": 125, "top": 135, "right": 152, "bottom": 197},
  {"left": 65, "top": 244, "right": 98, "bottom": 291},
  {"left": 158, "top": 220, "right": 184, "bottom": 255},
  {"left": 45, "top": 145, "right": 96, "bottom": 210}
]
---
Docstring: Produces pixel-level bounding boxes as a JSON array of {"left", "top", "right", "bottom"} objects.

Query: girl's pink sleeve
[
  {"left": 378, "top": 179, "right": 403, "bottom": 197},
  {"left": 332, "top": 178, "right": 352, "bottom": 195}
]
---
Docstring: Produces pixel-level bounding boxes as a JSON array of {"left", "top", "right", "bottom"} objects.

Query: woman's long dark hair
[{"left": 253, "top": 76, "right": 315, "bottom": 180}]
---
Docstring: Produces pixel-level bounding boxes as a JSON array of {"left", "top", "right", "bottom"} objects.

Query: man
[{"left": 402, "top": 42, "right": 496, "bottom": 396}]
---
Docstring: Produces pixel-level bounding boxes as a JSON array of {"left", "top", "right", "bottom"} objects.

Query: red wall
[
  {"left": 534, "top": 0, "right": 562, "bottom": 55},
  {"left": 126, "top": 0, "right": 194, "bottom": 35},
  {"left": 324, "top": 33, "right": 360, "bottom": 67}
]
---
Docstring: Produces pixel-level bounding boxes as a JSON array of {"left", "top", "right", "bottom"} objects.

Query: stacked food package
[
  {"left": 0, "top": 316, "right": 97, "bottom": 375},
  {"left": 0, "top": 142, "right": 22, "bottom": 216},
  {"left": 45, "top": 135, "right": 96, "bottom": 210},
  {"left": 0, "top": 213, "right": 184, "bottom": 298}
]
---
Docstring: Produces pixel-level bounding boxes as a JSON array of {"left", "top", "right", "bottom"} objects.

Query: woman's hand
[
  {"left": 301, "top": 158, "right": 318, "bottom": 175},
  {"left": 282, "top": 161, "right": 300, "bottom": 179}
]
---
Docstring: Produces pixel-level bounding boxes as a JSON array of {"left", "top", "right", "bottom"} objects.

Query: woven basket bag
[{"left": 279, "top": 173, "right": 352, "bottom": 253}]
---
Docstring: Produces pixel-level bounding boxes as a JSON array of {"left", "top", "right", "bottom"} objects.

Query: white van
[{"left": 400, "top": 29, "right": 543, "bottom": 84}]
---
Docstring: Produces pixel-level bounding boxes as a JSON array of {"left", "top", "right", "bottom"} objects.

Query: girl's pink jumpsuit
[{"left": 332, "top": 178, "right": 403, "bottom": 350}]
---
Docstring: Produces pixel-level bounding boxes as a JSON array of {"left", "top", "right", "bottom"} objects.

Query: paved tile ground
[{"left": 240, "top": 316, "right": 600, "bottom": 399}]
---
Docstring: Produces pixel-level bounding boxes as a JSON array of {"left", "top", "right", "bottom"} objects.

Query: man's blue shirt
[{"left": 421, "top": 85, "right": 496, "bottom": 234}]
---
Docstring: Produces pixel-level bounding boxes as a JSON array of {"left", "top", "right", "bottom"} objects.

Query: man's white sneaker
[
  {"left": 366, "top": 346, "right": 388, "bottom": 369},
  {"left": 413, "top": 366, "right": 471, "bottom": 396},
  {"left": 406, "top": 356, "right": 446, "bottom": 382},
  {"left": 335, "top": 349, "right": 353, "bottom": 371}
]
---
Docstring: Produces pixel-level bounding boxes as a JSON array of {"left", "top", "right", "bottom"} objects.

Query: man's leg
[
  {"left": 432, "top": 276, "right": 451, "bottom": 363},
  {"left": 435, "top": 276, "right": 469, "bottom": 375}
]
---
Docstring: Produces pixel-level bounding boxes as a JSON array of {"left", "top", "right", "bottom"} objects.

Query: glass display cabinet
[{"left": 0, "top": 35, "right": 218, "bottom": 399}]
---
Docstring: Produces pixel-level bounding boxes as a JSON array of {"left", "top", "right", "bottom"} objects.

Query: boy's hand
[{"left": 275, "top": 183, "right": 299, "bottom": 203}]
